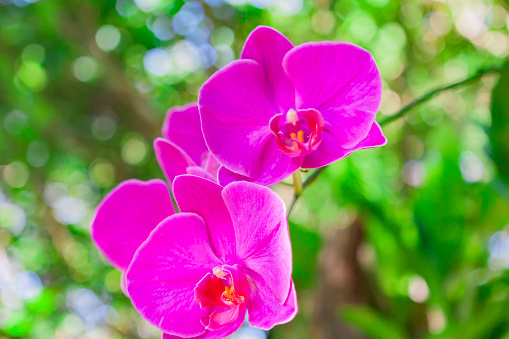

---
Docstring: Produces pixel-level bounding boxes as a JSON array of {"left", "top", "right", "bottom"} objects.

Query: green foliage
[
  {"left": 340, "top": 306, "right": 410, "bottom": 339},
  {"left": 1, "top": 0, "right": 509, "bottom": 338},
  {"left": 490, "top": 63, "right": 509, "bottom": 184}
]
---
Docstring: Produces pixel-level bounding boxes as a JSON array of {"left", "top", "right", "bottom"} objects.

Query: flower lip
[
  {"left": 270, "top": 108, "right": 324, "bottom": 157},
  {"left": 195, "top": 264, "right": 250, "bottom": 331}
]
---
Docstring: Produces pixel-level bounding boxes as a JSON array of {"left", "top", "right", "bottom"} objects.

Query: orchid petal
[
  {"left": 199, "top": 59, "right": 278, "bottom": 178},
  {"left": 126, "top": 213, "right": 222, "bottom": 337},
  {"left": 154, "top": 138, "right": 195, "bottom": 187},
  {"left": 302, "top": 122, "right": 387, "bottom": 168},
  {"left": 173, "top": 175, "right": 235, "bottom": 261},
  {"left": 221, "top": 182, "right": 292, "bottom": 304},
  {"left": 162, "top": 313, "right": 245, "bottom": 339},
  {"left": 241, "top": 26, "right": 295, "bottom": 112},
  {"left": 246, "top": 271, "right": 298, "bottom": 330},
  {"left": 162, "top": 103, "right": 208, "bottom": 165},
  {"left": 90, "top": 179, "right": 174, "bottom": 271},
  {"left": 284, "top": 42, "right": 381, "bottom": 148},
  {"left": 216, "top": 141, "right": 302, "bottom": 187},
  {"left": 186, "top": 166, "right": 217, "bottom": 182}
]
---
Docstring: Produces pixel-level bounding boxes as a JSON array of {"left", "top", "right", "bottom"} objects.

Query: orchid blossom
[
  {"left": 199, "top": 26, "right": 386, "bottom": 186},
  {"left": 155, "top": 103, "right": 220, "bottom": 185},
  {"left": 125, "top": 175, "right": 297, "bottom": 338}
]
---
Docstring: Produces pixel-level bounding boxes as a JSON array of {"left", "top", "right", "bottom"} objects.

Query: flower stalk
[{"left": 292, "top": 171, "right": 303, "bottom": 198}]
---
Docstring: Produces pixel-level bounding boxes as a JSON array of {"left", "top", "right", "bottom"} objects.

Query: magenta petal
[
  {"left": 186, "top": 166, "right": 217, "bottom": 182},
  {"left": 302, "top": 122, "right": 387, "bottom": 168},
  {"left": 284, "top": 42, "right": 381, "bottom": 148},
  {"left": 126, "top": 213, "right": 222, "bottom": 337},
  {"left": 221, "top": 182, "right": 292, "bottom": 303},
  {"left": 162, "top": 103, "right": 208, "bottom": 165},
  {"left": 323, "top": 107, "right": 376, "bottom": 149},
  {"left": 247, "top": 274, "right": 298, "bottom": 330},
  {"left": 162, "top": 312, "right": 245, "bottom": 339},
  {"left": 199, "top": 59, "right": 278, "bottom": 178},
  {"left": 173, "top": 175, "right": 236, "bottom": 261},
  {"left": 284, "top": 42, "right": 382, "bottom": 114},
  {"left": 354, "top": 121, "right": 387, "bottom": 149},
  {"left": 217, "top": 167, "right": 252, "bottom": 187},
  {"left": 154, "top": 137, "right": 195, "bottom": 186},
  {"left": 90, "top": 179, "right": 174, "bottom": 271},
  {"left": 216, "top": 141, "right": 303, "bottom": 187},
  {"left": 241, "top": 26, "right": 295, "bottom": 112}
]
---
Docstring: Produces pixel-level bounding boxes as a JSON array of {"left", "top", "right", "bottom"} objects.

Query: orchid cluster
[{"left": 90, "top": 26, "right": 385, "bottom": 338}]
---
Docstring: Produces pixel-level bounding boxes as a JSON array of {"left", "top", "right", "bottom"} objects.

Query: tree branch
[{"left": 287, "top": 65, "right": 505, "bottom": 218}]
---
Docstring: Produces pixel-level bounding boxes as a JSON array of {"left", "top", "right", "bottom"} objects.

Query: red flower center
[
  {"left": 269, "top": 108, "right": 324, "bottom": 157},
  {"left": 194, "top": 266, "right": 249, "bottom": 331}
]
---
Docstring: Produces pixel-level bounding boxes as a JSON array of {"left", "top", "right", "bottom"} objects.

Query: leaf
[
  {"left": 490, "top": 63, "right": 509, "bottom": 184},
  {"left": 289, "top": 221, "right": 321, "bottom": 289},
  {"left": 340, "top": 306, "right": 410, "bottom": 339}
]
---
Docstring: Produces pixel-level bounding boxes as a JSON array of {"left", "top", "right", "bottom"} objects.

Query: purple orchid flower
[
  {"left": 125, "top": 175, "right": 297, "bottom": 339},
  {"left": 199, "top": 26, "right": 387, "bottom": 186},
  {"left": 155, "top": 103, "right": 220, "bottom": 185},
  {"left": 90, "top": 179, "right": 175, "bottom": 293}
]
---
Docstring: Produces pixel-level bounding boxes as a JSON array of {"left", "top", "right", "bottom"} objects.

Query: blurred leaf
[
  {"left": 289, "top": 221, "right": 321, "bottom": 289},
  {"left": 340, "top": 306, "right": 410, "bottom": 339},
  {"left": 414, "top": 125, "right": 466, "bottom": 277},
  {"left": 490, "top": 63, "right": 509, "bottom": 184},
  {"left": 455, "top": 301, "right": 509, "bottom": 339}
]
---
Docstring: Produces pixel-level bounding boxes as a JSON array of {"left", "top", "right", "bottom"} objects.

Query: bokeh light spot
[
  {"left": 73, "top": 56, "right": 99, "bottom": 82},
  {"left": 95, "top": 25, "right": 121, "bottom": 52},
  {"left": 143, "top": 48, "right": 172, "bottom": 76},
  {"left": 121, "top": 134, "right": 148, "bottom": 165},
  {"left": 90, "top": 159, "right": 116, "bottom": 188},
  {"left": 26, "top": 141, "right": 50, "bottom": 167},
  {"left": 3, "top": 162, "right": 29, "bottom": 188}
]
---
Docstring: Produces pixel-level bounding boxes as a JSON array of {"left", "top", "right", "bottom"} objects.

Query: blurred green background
[{"left": 1, "top": 0, "right": 509, "bottom": 338}]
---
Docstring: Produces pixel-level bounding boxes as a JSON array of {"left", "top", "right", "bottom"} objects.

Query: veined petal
[
  {"left": 221, "top": 182, "right": 292, "bottom": 304},
  {"left": 126, "top": 213, "right": 222, "bottom": 337},
  {"left": 216, "top": 140, "right": 302, "bottom": 187},
  {"left": 162, "top": 103, "right": 208, "bottom": 165},
  {"left": 284, "top": 42, "right": 381, "bottom": 148},
  {"left": 198, "top": 59, "right": 278, "bottom": 178},
  {"left": 302, "top": 122, "right": 387, "bottom": 168},
  {"left": 246, "top": 271, "right": 298, "bottom": 330},
  {"left": 161, "top": 313, "right": 244, "bottom": 339},
  {"left": 173, "top": 175, "right": 235, "bottom": 261},
  {"left": 154, "top": 138, "right": 195, "bottom": 186},
  {"left": 284, "top": 42, "right": 382, "bottom": 113},
  {"left": 241, "top": 26, "right": 295, "bottom": 112},
  {"left": 186, "top": 166, "right": 217, "bottom": 182},
  {"left": 90, "top": 179, "right": 174, "bottom": 271}
]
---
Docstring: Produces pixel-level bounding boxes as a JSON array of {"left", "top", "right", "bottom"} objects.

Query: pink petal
[
  {"left": 207, "top": 305, "right": 242, "bottom": 330},
  {"left": 162, "top": 313, "right": 245, "bottom": 339},
  {"left": 173, "top": 175, "right": 235, "bottom": 261},
  {"left": 90, "top": 179, "right": 174, "bottom": 271},
  {"left": 216, "top": 141, "right": 303, "bottom": 187},
  {"left": 162, "top": 103, "right": 208, "bottom": 165},
  {"left": 284, "top": 42, "right": 381, "bottom": 148},
  {"left": 198, "top": 59, "right": 278, "bottom": 179},
  {"left": 186, "top": 166, "right": 217, "bottom": 182},
  {"left": 126, "top": 213, "right": 222, "bottom": 337},
  {"left": 221, "top": 182, "right": 292, "bottom": 303},
  {"left": 241, "top": 26, "right": 295, "bottom": 112},
  {"left": 246, "top": 274, "right": 298, "bottom": 330},
  {"left": 302, "top": 122, "right": 386, "bottom": 168},
  {"left": 284, "top": 42, "right": 381, "bottom": 113},
  {"left": 154, "top": 137, "right": 195, "bottom": 186}
]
